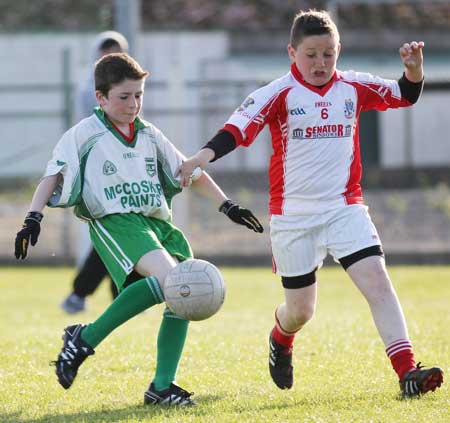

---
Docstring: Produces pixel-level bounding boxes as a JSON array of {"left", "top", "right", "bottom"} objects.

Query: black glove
[
  {"left": 219, "top": 200, "right": 264, "bottom": 233},
  {"left": 14, "top": 211, "right": 43, "bottom": 259}
]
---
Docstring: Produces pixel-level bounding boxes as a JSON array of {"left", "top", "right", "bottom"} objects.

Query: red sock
[
  {"left": 386, "top": 339, "right": 416, "bottom": 381},
  {"left": 272, "top": 310, "right": 297, "bottom": 348},
  {"left": 271, "top": 325, "right": 295, "bottom": 348}
]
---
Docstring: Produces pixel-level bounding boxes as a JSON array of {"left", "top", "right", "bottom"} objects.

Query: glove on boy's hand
[
  {"left": 14, "top": 211, "right": 43, "bottom": 259},
  {"left": 219, "top": 200, "right": 264, "bottom": 233}
]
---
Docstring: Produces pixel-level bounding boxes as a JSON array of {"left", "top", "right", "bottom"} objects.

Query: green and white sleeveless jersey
[{"left": 45, "top": 108, "right": 183, "bottom": 222}]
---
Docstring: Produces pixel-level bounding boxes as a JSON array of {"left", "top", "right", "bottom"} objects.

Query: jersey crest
[
  {"left": 145, "top": 157, "right": 156, "bottom": 177},
  {"left": 103, "top": 160, "right": 117, "bottom": 175},
  {"left": 344, "top": 99, "right": 355, "bottom": 119}
]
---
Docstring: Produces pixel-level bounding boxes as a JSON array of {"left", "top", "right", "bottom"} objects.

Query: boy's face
[
  {"left": 96, "top": 78, "right": 145, "bottom": 127},
  {"left": 288, "top": 33, "right": 340, "bottom": 86}
]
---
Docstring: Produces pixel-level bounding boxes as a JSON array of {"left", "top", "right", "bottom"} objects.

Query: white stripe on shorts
[{"left": 90, "top": 221, "right": 134, "bottom": 273}]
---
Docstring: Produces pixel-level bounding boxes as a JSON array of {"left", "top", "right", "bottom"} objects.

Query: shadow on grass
[
  {"left": 0, "top": 394, "right": 223, "bottom": 423},
  {"left": 251, "top": 390, "right": 407, "bottom": 413}
]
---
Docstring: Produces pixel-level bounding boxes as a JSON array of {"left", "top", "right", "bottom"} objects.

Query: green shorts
[{"left": 89, "top": 213, "right": 193, "bottom": 291}]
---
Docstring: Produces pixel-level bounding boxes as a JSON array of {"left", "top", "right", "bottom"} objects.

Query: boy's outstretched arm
[
  {"left": 191, "top": 171, "right": 263, "bottom": 233},
  {"left": 14, "top": 174, "right": 62, "bottom": 259},
  {"left": 178, "top": 130, "right": 237, "bottom": 187}
]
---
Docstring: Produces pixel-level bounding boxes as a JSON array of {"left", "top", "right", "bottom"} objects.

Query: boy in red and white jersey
[{"left": 179, "top": 9, "right": 443, "bottom": 398}]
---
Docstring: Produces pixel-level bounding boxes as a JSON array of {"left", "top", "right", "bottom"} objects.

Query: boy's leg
[
  {"left": 269, "top": 214, "right": 324, "bottom": 389},
  {"left": 53, "top": 275, "right": 164, "bottom": 389},
  {"left": 152, "top": 309, "right": 189, "bottom": 391},
  {"left": 109, "top": 278, "right": 119, "bottom": 299},
  {"left": 270, "top": 279, "right": 317, "bottom": 389},
  {"left": 70, "top": 215, "right": 196, "bottom": 402},
  {"left": 81, "top": 276, "right": 164, "bottom": 347},
  {"left": 81, "top": 248, "right": 175, "bottom": 347},
  {"left": 53, "top": 249, "right": 171, "bottom": 389},
  {"left": 136, "top": 252, "right": 195, "bottom": 403},
  {"left": 60, "top": 248, "right": 109, "bottom": 314},
  {"left": 345, "top": 254, "right": 443, "bottom": 397},
  {"left": 73, "top": 248, "right": 109, "bottom": 297}
]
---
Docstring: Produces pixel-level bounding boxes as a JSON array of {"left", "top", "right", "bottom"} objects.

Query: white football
[
  {"left": 190, "top": 166, "right": 202, "bottom": 181},
  {"left": 164, "top": 259, "right": 226, "bottom": 321}
]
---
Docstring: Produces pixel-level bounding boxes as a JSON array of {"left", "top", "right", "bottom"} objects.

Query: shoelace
[
  {"left": 160, "top": 389, "right": 195, "bottom": 406},
  {"left": 172, "top": 386, "right": 194, "bottom": 399},
  {"left": 49, "top": 343, "right": 86, "bottom": 367}
]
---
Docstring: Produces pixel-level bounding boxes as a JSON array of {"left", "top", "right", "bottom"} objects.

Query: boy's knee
[
  {"left": 294, "top": 305, "right": 315, "bottom": 326},
  {"left": 284, "top": 303, "right": 315, "bottom": 329}
]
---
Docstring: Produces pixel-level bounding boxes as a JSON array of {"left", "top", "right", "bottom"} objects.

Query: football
[
  {"left": 163, "top": 259, "right": 226, "bottom": 321},
  {"left": 190, "top": 166, "right": 202, "bottom": 181}
]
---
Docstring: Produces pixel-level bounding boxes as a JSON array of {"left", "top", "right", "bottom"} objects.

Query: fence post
[
  {"left": 61, "top": 48, "right": 73, "bottom": 264},
  {"left": 403, "top": 106, "right": 413, "bottom": 166}
]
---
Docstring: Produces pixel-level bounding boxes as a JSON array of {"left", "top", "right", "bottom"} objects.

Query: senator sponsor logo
[
  {"left": 289, "top": 107, "right": 306, "bottom": 116},
  {"left": 292, "top": 124, "right": 352, "bottom": 139},
  {"left": 104, "top": 180, "right": 163, "bottom": 208},
  {"left": 315, "top": 101, "right": 332, "bottom": 108},
  {"left": 292, "top": 128, "right": 304, "bottom": 139}
]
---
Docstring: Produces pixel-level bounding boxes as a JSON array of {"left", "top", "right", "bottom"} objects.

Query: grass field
[{"left": 0, "top": 266, "right": 449, "bottom": 423}]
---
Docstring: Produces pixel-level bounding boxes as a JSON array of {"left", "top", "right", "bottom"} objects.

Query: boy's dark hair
[
  {"left": 95, "top": 53, "right": 149, "bottom": 96},
  {"left": 290, "top": 9, "right": 339, "bottom": 48}
]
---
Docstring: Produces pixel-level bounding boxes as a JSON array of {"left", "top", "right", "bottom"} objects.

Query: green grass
[{"left": 0, "top": 266, "right": 449, "bottom": 423}]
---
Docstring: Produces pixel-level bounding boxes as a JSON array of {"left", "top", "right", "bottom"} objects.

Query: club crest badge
[
  {"left": 145, "top": 157, "right": 156, "bottom": 177},
  {"left": 103, "top": 160, "right": 117, "bottom": 175},
  {"left": 344, "top": 99, "right": 354, "bottom": 119}
]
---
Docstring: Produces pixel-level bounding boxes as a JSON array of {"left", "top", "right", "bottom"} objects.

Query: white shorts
[{"left": 270, "top": 204, "right": 381, "bottom": 277}]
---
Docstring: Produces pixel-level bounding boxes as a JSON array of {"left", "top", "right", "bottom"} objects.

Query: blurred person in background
[
  {"left": 179, "top": 9, "right": 443, "bottom": 399},
  {"left": 14, "top": 52, "right": 263, "bottom": 405},
  {"left": 60, "top": 31, "right": 130, "bottom": 314}
]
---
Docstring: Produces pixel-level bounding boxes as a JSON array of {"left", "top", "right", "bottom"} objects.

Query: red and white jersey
[{"left": 224, "top": 63, "right": 413, "bottom": 215}]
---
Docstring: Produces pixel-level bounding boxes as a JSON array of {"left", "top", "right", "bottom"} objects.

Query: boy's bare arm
[{"left": 28, "top": 173, "right": 62, "bottom": 212}]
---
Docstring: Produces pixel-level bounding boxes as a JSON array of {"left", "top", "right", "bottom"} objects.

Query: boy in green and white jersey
[{"left": 14, "top": 53, "right": 263, "bottom": 406}]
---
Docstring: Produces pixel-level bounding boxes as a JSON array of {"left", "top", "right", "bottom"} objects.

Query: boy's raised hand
[
  {"left": 14, "top": 211, "right": 43, "bottom": 259},
  {"left": 399, "top": 41, "right": 424, "bottom": 82}
]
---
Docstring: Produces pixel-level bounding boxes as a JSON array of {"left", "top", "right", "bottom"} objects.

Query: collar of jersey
[
  {"left": 290, "top": 63, "right": 337, "bottom": 97},
  {"left": 94, "top": 107, "right": 148, "bottom": 148}
]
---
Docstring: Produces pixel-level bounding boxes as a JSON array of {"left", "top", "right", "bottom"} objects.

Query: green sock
[
  {"left": 152, "top": 309, "right": 189, "bottom": 391},
  {"left": 81, "top": 277, "right": 164, "bottom": 348}
]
